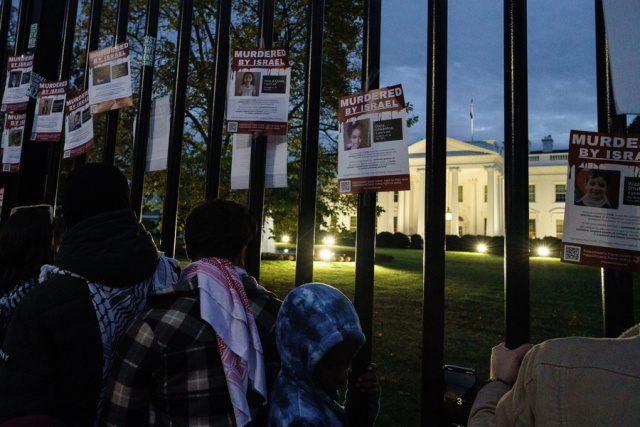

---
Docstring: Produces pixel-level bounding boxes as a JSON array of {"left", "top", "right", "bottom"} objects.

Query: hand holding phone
[{"left": 443, "top": 365, "right": 477, "bottom": 427}]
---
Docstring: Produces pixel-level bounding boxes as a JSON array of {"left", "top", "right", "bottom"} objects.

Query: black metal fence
[{"left": 0, "top": 0, "right": 634, "bottom": 425}]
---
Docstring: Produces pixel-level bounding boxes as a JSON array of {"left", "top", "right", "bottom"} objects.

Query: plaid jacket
[{"left": 100, "top": 273, "right": 281, "bottom": 426}]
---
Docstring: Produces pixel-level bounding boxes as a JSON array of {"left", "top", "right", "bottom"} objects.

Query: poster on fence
[
  {"left": 31, "top": 80, "right": 67, "bottom": 142},
  {"left": 230, "top": 133, "right": 288, "bottom": 189},
  {"left": 1, "top": 54, "right": 33, "bottom": 112},
  {"left": 225, "top": 48, "right": 290, "bottom": 135},
  {"left": 145, "top": 96, "right": 171, "bottom": 172},
  {"left": 63, "top": 91, "right": 94, "bottom": 158},
  {"left": 88, "top": 42, "right": 133, "bottom": 114},
  {"left": 337, "top": 84, "right": 410, "bottom": 194},
  {"left": 1, "top": 112, "right": 26, "bottom": 172},
  {"left": 561, "top": 129, "right": 640, "bottom": 272}
]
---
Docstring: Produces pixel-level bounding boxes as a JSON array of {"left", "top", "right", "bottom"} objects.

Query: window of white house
[
  {"left": 528, "top": 219, "right": 536, "bottom": 239},
  {"left": 556, "top": 219, "right": 564, "bottom": 239},
  {"left": 349, "top": 216, "right": 357, "bottom": 231},
  {"left": 458, "top": 185, "right": 463, "bottom": 203},
  {"left": 529, "top": 184, "right": 535, "bottom": 202},
  {"left": 393, "top": 217, "right": 398, "bottom": 233},
  {"left": 484, "top": 185, "right": 488, "bottom": 203},
  {"left": 555, "top": 184, "right": 566, "bottom": 202},
  {"left": 393, "top": 191, "right": 399, "bottom": 203}
]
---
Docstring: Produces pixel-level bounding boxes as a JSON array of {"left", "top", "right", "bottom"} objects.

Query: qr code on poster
[
  {"left": 227, "top": 122, "right": 238, "bottom": 132},
  {"left": 339, "top": 180, "right": 351, "bottom": 193},
  {"left": 2, "top": 165, "right": 10, "bottom": 172},
  {"left": 564, "top": 245, "right": 581, "bottom": 262}
]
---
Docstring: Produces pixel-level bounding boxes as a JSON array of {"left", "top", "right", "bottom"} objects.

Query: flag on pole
[{"left": 470, "top": 95, "right": 474, "bottom": 119}]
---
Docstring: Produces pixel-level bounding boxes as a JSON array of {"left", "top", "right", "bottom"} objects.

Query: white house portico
[{"left": 333, "top": 135, "right": 568, "bottom": 240}]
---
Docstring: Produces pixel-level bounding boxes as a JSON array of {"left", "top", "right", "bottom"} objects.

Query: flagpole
[{"left": 470, "top": 93, "right": 474, "bottom": 141}]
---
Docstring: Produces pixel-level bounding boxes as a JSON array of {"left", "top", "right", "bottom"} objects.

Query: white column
[
  {"left": 449, "top": 167, "right": 460, "bottom": 235},
  {"left": 397, "top": 191, "right": 405, "bottom": 233},
  {"left": 417, "top": 169, "right": 425, "bottom": 236},
  {"left": 485, "top": 165, "right": 495, "bottom": 235}
]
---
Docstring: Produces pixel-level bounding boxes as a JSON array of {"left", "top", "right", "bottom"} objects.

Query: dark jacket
[{"left": 0, "top": 209, "right": 159, "bottom": 426}]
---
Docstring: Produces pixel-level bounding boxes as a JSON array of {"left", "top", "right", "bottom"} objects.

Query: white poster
[
  {"left": 88, "top": 42, "right": 134, "bottom": 114},
  {"left": 337, "top": 84, "right": 410, "bottom": 194},
  {"left": 63, "top": 91, "right": 94, "bottom": 158},
  {"left": 561, "top": 130, "right": 640, "bottom": 272},
  {"left": 602, "top": 0, "right": 640, "bottom": 115},
  {"left": 230, "top": 133, "right": 288, "bottom": 189},
  {"left": 31, "top": 80, "right": 67, "bottom": 142},
  {"left": 1, "top": 54, "right": 34, "bottom": 112},
  {"left": 226, "top": 48, "right": 290, "bottom": 135},
  {"left": 1, "top": 112, "right": 26, "bottom": 172},
  {"left": 146, "top": 96, "right": 171, "bottom": 172}
]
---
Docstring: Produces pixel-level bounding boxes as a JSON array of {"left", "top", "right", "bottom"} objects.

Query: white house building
[{"left": 334, "top": 135, "right": 568, "bottom": 239}]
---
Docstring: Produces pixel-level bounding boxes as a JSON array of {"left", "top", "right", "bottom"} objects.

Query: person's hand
[
  {"left": 489, "top": 343, "right": 532, "bottom": 386},
  {"left": 356, "top": 363, "right": 380, "bottom": 394}
]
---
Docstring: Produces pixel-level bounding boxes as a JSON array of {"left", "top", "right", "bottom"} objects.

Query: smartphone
[{"left": 443, "top": 365, "right": 477, "bottom": 427}]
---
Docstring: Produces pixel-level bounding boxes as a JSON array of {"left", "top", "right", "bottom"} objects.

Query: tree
[{"left": 65, "top": 0, "right": 414, "bottom": 237}]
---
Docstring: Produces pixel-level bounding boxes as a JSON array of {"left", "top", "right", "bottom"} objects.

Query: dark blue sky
[{"left": 380, "top": 1, "right": 598, "bottom": 151}]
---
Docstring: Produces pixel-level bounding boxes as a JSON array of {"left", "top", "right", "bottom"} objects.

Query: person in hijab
[{"left": 0, "top": 163, "right": 178, "bottom": 426}]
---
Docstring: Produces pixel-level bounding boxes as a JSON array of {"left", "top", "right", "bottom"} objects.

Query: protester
[
  {"left": 0, "top": 163, "right": 178, "bottom": 426},
  {"left": 0, "top": 205, "right": 55, "bottom": 346},
  {"left": 468, "top": 323, "right": 640, "bottom": 426},
  {"left": 267, "top": 283, "right": 380, "bottom": 427},
  {"left": 101, "top": 199, "right": 281, "bottom": 426}
]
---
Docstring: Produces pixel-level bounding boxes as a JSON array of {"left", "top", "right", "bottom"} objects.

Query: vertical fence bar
[
  {"left": 17, "top": 0, "right": 67, "bottom": 208},
  {"left": 503, "top": 0, "right": 530, "bottom": 348},
  {"left": 0, "top": 0, "right": 32, "bottom": 221},
  {"left": 349, "top": 0, "right": 380, "bottom": 401},
  {"left": 160, "top": 0, "right": 193, "bottom": 257},
  {"left": 421, "top": 0, "right": 447, "bottom": 424},
  {"left": 102, "top": 0, "right": 130, "bottom": 165},
  {"left": 0, "top": 0, "right": 12, "bottom": 79},
  {"left": 204, "top": 0, "right": 231, "bottom": 200},
  {"left": 594, "top": 0, "right": 635, "bottom": 337},
  {"left": 294, "top": 0, "right": 324, "bottom": 287},
  {"left": 43, "top": 0, "right": 79, "bottom": 207},
  {"left": 245, "top": 0, "right": 274, "bottom": 280},
  {"left": 75, "top": 0, "right": 103, "bottom": 167},
  {"left": 130, "top": 0, "right": 159, "bottom": 216}
]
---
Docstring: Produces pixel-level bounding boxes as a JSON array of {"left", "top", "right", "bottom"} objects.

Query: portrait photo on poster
[
  {"left": 8, "top": 71, "right": 21, "bottom": 88},
  {"left": 344, "top": 119, "right": 371, "bottom": 150},
  {"left": 235, "top": 71, "right": 260, "bottom": 97},
  {"left": 574, "top": 168, "right": 620, "bottom": 209}
]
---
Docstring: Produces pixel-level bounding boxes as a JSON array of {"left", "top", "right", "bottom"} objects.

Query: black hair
[
  {"left": 585, "top": 169, "right": 610, "bottom": 184},
  {"left": 62, "top": 163, "right": 131, "bottom": 228},
  {"left": 184, "top": 199, "right": 257, "bottom": 262},
  {"left": 0, "top": 207, "right": 54, "bottom": 294}
]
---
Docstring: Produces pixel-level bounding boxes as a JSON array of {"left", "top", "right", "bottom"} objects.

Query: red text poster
[
  {"left": 88, "top": 42, "right": 133, "bottom": 114},
  {"left": 226, "top": 48, "right": 290, "bottom": 135},
  {"left": 31, "top": 80, "right": 67, "bottom": 141},
  {"left": 1, "top": 112, "right": 26, "bottom": 172},
  {"left": 337, "top": 84, "right": 410, "bottom": 194},
  {"left": 1, "top": 54, "right": 34, "bottom": 112},
  {"left": 63, "top": 91, "right": 94, "bottom": 158},
  {"left": 561, "top": 130, "right": 640, "bottom": 272}
]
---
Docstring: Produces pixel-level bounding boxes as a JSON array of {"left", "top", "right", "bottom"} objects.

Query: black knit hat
[{"left": 62, "top": 163, "right": 131, "bottom": 228}]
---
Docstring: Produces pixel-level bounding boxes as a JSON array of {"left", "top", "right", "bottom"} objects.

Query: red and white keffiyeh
[{"left": 180, "top": 257, "right": 267, "bottom": 427}]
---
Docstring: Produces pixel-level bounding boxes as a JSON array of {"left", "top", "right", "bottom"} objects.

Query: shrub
[
  {"left": 376, "top": 232, "right": 394, "bottom": 248},
  {"left": 410, "top": 234, "right": 423, "bottom": 249},
  {"left": 391, "top": 232, "right": 410, "bottom": 249}
]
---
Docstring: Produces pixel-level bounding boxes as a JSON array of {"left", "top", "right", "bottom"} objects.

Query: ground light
[
  {"left": 281, "top": 235, "right": 290, "bottom": 243},
  {"left": 536, "top": 246, "right": 550, "bottom": 257},
  {"left": 319, "top": 248, "right": 333, "bottom": 261},
  {"left": 476, "top": 243, "right": 487, "bottom": 253},
  {"left": 324, "top": 236, "right": 335, "bottom": 245}
]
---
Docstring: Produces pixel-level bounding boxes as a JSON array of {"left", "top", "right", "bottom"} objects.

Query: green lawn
[{"left": 259, "top": 248, "right": 640, "bottom": 427}]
